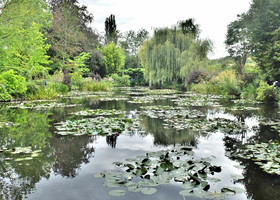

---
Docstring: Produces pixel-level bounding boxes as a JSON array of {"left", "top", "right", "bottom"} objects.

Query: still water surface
[{"left": 1, "top": 87, "right": 280, "bottom": 200}]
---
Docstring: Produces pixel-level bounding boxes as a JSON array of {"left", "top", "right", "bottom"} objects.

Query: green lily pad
[
  {"left": 108, "top": 189, "right": 126, "bottom": 197},
  {"left": 141, "top": 187, "right": 157, "bottom": 195}
]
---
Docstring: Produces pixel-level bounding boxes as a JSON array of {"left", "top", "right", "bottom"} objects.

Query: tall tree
[
  {"left": 178, "top": 18, "right": 200, "bottom": 38},
  {"left": 100, "top": 43, "right": 125, "bottom": 75},
  {"left": 48, "top": 0, "right": 93, "bottom": 66},
  {"left": 240, "top": 0, "right": 280, "bottom": 80},
  {"left": 0, "top": 0, "right": 52, "bottom": 79},
  {"left": 104, "top": 14, "right": 118, "bottom": 44},
  {"left": 139, "top": 20, "right": 212, "bottom": 87},
  {"left": 225, "top": 14, "right": 250, "bottom": 74},
  {"left": 120, "top": 28, "right": 149, "bottom": 69}
]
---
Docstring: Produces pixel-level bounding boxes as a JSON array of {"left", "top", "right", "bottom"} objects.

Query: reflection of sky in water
[
  {"left": 3, "top": 90, "right": 280, "bottom": 200},
  {"left": 28, "top": 131, "right": 248, "bottom": 200}
]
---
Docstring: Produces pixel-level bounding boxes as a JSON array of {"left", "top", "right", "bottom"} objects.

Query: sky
[{"left": 79, "top": 0, "right": 251, "bottom": 59}]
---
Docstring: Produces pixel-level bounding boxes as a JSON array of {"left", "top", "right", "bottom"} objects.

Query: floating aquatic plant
[
  {"left": 72, "top": 109, "right": 124, "bottom": 116},
  {"left": 8, "top": 102, "right": 80, "bottom": 110},
  {"left": 54, "top": 117, "right": 139, "bottom": 136},
  {"left": 94, "top": 146, "right": 245, "bottom": 199},
  {"left": 237, "top": 140, "right": 280, "bottom": 175},
  {"left": 0, "top": 146, "right": 42, "bottom": 161}
]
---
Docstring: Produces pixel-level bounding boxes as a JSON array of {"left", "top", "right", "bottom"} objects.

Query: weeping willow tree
[{"left": 139, "top": 19, "right": 212, "bottom": 87}]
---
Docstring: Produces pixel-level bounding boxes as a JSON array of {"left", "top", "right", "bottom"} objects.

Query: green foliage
[
  {"left": 0, "top": 85, "right": 12, "bottom": 102},
  {"left": 225, "top": 15, "right": 250, "bottom": 74},
  {"left": 0, "top": 0, "right": 52, "bottom": 79},
  {"left": 26, "top": 84, "right": 59, "bottom": 100},
  {"left": 191, "top": 69, "right": 242, "bottom": 97},
  {"left": 256, "top": 81, "right": 277, "bottom": 102},
  {"left": 82, "top": 79, "right": 112, "bottom": 92},
  {"left": 0, "top": 70, "right": 27, "bottom": 97},
  {"left": 105, "top": 14, "right": 118, "bottom": 44},
  {"left": 228, "top": 0, "right": 280, "bottom": 81},
  {"left": 241, "top": 83, "right": 257, "bottom": 99},
  {"left": 100, "top": 43, "right": 125, "bottom": 76},
  {"left": 66, "top": 52, "right": 91, "bottom": 76},
  {"left": 111, "top": 74, "right": 130, "bottom": 87},
  {"left": 120, "top": 29, "right": 149, "bottom": 56},
  {"left": 119, "top": 68, "right": 145, "bottom": 85},
  {"left": 191, "top": 82, "right": 219, "bottom": 95},
  {"left": 139, "top": 21, "right": 212, "bottom": 87}
]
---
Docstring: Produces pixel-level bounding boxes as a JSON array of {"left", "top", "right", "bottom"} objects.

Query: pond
[{"left": 1, "top": 87, "right": 280, "bottom": 200}]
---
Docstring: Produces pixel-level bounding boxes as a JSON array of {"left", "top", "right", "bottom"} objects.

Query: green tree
[
  {"left": 178, "top": 18, "right": 200, "bottom": 37},
  {"left": 100, "top": 43, "right": 125, "bottom": 75},
  {"left": 139, "top": 20, "right": 212, "bottom": 87},
  {"left": 0, "top": 0, "right": 52, "bottom": 79},
  {"left": 243, "top": 0, "right": 280, "bottom": 80},
  {"left": 105, "top": 14, "right": 119, "bottom": 44},
  {"left": 225, "top": 14, "right": 250, "bottom": 75},
  {"left": 120, "top": 29, "right": 149, "bottom": 72}
]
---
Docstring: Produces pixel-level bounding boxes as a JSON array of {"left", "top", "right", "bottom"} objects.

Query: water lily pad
[
  {"left": 108, "top": 189, "right": 126, "bottom": 197},
  {"left": 141, "top": 187, "right": 157, "bottom": 195},
  {"left": 230, "top": 174, "right": 244, "bottom": 181},
  {"left": 179, "top": 189, "right": 193, "bottom": 196}
]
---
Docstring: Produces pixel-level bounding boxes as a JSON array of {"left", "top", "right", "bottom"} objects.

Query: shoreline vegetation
[{"left": 1, "top": 0, "right": 280, "bottom": 105}]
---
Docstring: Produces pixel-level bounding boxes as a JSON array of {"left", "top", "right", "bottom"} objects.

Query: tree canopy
[
  {"left": 226, "top": 0, "right": 280, "bottom": 81},
  {"left": 0, "top": 0, "right": 52, "bottom": 79},
  {"left": 139, "top": 20, "right": 212, "bottom": 87}
]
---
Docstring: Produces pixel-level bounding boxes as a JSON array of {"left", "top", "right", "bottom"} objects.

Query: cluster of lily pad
[
  {"left": 146, "top": 89, "right": 178, "bottom": 95},
  {"left": 141, "top": 106, "right": 249, "bottom": 134},
  {"left": 54, "top": 117, "right": 139, "bottom": 136},
  {"left": 8, "top": 102, "right": 80, "bottom": 110},
  {"left": 259, "top": 118, "right": 280, "bottom": 133},
  {"left": 237, "top": 140, "right": 280, "bottom": 175},
  {"left": 0, "top": 146, "right": 41, "bottom": 162},
  {"left": 128, "top": 94, "right": 178, "bottom": 104},
  {"left": 71, "top": 109, "right": 124, "bottom": 116},
  {"left": 94, "top": 146, "right": 245, "bottom": 198},
  {"left": 172, "top": 94, "right": 221, "bottom": 107}
]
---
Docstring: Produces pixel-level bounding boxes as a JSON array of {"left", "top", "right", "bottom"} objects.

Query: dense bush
[
  {"left": 82, "top": 78, "right": 112, "bottom": 92},
  {"left": 119, "top": 68, "right": 145, "bottom": 85},
  {"left": 186, "top": 70, "right": 206, "bottom": 85},
  {"left": 0, "top": 85, "right": 12, "bottom": 101},
  {"left": 0, "top": 70, "right": 27, "bottom": 97},
  {"left": 191, "top": 69, "right": 241, "bottom": 97},
  {"left": 191, "top": 82, "right": 219, "bottom": 94},
  {"left": 54, "top": 83, "right": 68, "bottom": 94},
  {"left": 256, "top": 81, "right": 277, "bottom": 102},
  {"left": 111, "top": 74, "right": 130, "bottom": 87},
  {"left": 26, "top": 81, "right": 39, "bottom": 95}
]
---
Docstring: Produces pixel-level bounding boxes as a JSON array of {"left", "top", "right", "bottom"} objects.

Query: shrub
[
  {"left": 71, "top": 72, "right": 83, "bottom": 91},
  {"left": 111, "top": 74, "right": 130, "bottom": 87},
  {"left": 27, "top": 84, "right": 59, "bottom": 100},
  {"left": 241, "top": 83, "right": 257, "bottom": 99},
  {"left": 0, "top": 85, "right": 12, "bottom": 102},
  {"left": 54, "top": 83, "right": 68, "bottom": 94},
  {"left": 191, "top": 82, "right": 219, "bottom": 94},
  {"left": 0, "top": 70, "right": 27, "bottom": 97},
  {"left": 256, "top": 81, "right": 277, "bottom": 102},
  {"left": 213, "top": 69, "right": 242, "bottom": 97},
  {"left": 82, "top": 78, "right": 112, "bottom": 92},
  {"left": 186, "top": 70, "right": 206, "bottom": 85},
  {"left": 26, "top": 81, "right": 39, "bottom": 95}
]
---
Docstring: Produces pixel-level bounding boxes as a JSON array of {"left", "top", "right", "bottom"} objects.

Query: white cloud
[{"left": 80, "top": 0, "right": 251, "bottom": 58}]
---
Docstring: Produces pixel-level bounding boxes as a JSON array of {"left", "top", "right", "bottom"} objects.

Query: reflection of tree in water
[
  {"left": 106, "top": 134, "right": 118, "bottom": 148},
  {"left": 0, "top": 108, "right": 54, "bottom": 200},
  {"left": 140, "top": 116, "right": 200, "bottom": 147},
  {"left": 222, "top": 109, "right": 280, "bottom": 200},
  {"left": 50, "top": 135, "right": 95, "bottom": 178}
]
